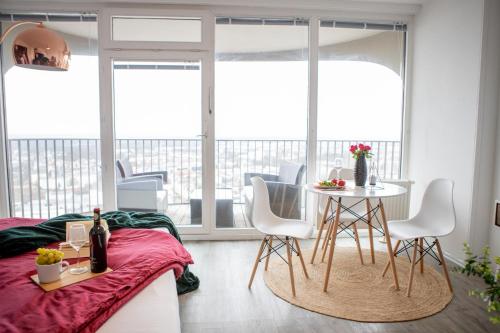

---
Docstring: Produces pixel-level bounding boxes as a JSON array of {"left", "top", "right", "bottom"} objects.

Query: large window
[
  {"left": 2, "top": 17, "right": 100, "bottom": 218},
  {"left": 215, "top": 17, "right": 309, "bottom": 228},
  {"left": 0, "top": 12, "right": 407, "bottom": 234},
  {"left": 316, "top": 22, "right": 405, "bottom": 180}
]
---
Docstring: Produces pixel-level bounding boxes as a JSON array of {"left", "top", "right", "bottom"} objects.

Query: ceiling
[{"left": 1, "top": 0, "right": 425, "bottom": 11}]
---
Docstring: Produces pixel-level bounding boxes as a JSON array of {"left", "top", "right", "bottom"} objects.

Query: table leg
[
  {"left": 382, "top": 240, "right": 401, "bottom": 277},
  {"left": 321, "top": 219, "right": 333, "bottom": 250},
  {"left": 379, "top": 198, "right": 400, "bottom": 291},
  {"left": 323, "top": 198, "right": 342, "bottom": 292},
  {"left": 352, "top": 222, "right": 364, "bottom": 265},
  {"left": 419, "top": 238, "right": 424, "bottom": 274},
  {"left": 311, "top": 196, "right": 332, "bottom": 264},
  {"left": 366, "top": 199, "right": 375, "bottom": 264},
  {"left": 321, "top": 222, "right": 333, "bottom": 263}
]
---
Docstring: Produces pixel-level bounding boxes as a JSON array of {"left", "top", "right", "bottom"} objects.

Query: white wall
[
  {"left": 491, "top": 82, "right": 500, "bottom": 256},
  {"left": 408, "top": 0, "right": 485, "bottom": 261},
  {"left": 487, "top": 0, "right": 500, "bottom": 257},
  {"left": 475, "top": 0, "right": 500, "bottom": 257}
]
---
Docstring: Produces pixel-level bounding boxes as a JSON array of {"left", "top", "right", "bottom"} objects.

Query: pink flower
[
  {"left": 358, "top": 143, "right": 365, "bottom": 150},
  {"left": 349, "top": 145, "right": 357, "bottom": 153},
  {"left": 365, "top": 145, "right": 371, "bottom": 151}
]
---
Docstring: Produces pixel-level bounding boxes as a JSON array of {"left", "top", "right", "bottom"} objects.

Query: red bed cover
[{"left": 0, "top": 218, "right": 193, "bottom": 333}]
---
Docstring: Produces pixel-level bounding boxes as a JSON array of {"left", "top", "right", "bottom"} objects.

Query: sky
[{"left": 5, "top": 56, "right": 403, "bottom": 141}]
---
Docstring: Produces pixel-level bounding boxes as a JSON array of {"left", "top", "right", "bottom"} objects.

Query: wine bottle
[{"left": 90, "top": 208, "right": 107, "bottom": 273}]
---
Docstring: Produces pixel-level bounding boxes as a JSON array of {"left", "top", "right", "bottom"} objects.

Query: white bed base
[{"left": 97, "top": 228, "right": 181, "bottom": 333}]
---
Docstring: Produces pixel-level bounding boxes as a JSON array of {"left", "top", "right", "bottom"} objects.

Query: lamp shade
[{"left": 12, "top": 24, "right": 70, "bottom": 71}]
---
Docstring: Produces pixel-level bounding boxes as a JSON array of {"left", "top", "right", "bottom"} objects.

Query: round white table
[{"left": 305, "top": 181, "right": 407, "bottom": 292}]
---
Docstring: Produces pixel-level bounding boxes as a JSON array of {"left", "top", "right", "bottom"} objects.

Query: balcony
[{"left": 7, "top": 138, "right": 401, "bottom": 226}]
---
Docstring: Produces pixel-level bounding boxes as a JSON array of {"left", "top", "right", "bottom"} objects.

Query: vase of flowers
[{"left": 349, "top": 143, "right": 373, "bottom": 186}]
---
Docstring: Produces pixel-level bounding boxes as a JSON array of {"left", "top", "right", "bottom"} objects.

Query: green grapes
[{"left": 36, "top": 248, "right": 64, "bottom": 265}]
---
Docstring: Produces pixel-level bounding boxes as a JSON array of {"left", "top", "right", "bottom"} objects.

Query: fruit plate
[{"left": 313, "top": 183, "right": 346, "bottom": 190}]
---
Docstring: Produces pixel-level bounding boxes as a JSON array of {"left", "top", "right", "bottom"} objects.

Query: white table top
[{"left": 305, "top": 181, "right": 407, "bottom": 199}]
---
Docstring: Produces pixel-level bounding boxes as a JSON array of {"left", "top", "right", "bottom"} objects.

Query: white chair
[
  {"left": 383, "top": 178, "right": 455, "bottom": 296},
  {"left": 313, "top": 168, "right": 366, "bottom": 265},
  {"left": 248, "top": 176, "right": 313, "bottom": 297},
  {"left": 115, "top": 165, "right": 168, "bottom": 213}
]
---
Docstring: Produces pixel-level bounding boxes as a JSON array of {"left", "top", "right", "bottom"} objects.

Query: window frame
[
  {"left": 0, "top": 4, "right": 411, "bottom": 241},
  {"left": 100, "top": 8, "right": 213, "bottom": 51}
]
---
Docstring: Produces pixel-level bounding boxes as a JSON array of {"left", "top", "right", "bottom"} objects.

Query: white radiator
[{"left": 371, "top": 179, "right": 413, "bottom": 221}]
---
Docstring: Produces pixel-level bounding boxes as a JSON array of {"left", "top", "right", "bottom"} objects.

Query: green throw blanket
[{"left": 0, "top": 211, "right": 199, "bottom": 295}]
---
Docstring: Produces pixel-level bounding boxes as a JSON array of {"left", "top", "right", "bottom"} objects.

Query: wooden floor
[
  {"left": 168, "top": 203, "right": 251, "bottom": 228},
  {"left": 179, "top": 238, "right": 498, "bottom": 333}
]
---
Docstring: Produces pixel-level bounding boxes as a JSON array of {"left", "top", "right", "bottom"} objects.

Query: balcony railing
[{"left": 7, "top": 138, "right": 401, "bottom": 218}]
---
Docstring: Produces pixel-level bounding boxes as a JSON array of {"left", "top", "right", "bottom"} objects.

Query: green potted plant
[{"left": 457, "top": 243, "right": 500, "bottom": 324}]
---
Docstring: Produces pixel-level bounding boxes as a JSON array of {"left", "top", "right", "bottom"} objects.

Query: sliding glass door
[{"left": 108, "top": 53, "right": 211, "bottom": 233}]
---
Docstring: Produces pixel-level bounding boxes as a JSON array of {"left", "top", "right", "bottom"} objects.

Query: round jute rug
[{"left": 263, "top": 247, "right": 453, "bottom": 322}]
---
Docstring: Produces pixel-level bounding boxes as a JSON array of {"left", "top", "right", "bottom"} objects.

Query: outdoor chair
[{"left": 243, "top": 161, "right": 305, "bottom": 225}]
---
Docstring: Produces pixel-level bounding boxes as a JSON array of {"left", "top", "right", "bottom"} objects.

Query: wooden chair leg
[
  {"left": 382, "top": 240, "right": 401, "bottom": 277},
  {"left": 407, "top": 238, "right": 418, "bottom": 297},
  {"left": 435, "top": 239, "right": 453, "bottom": 293},
  {"left": 264, "top": 236, "right": 273, "bottom": 271},
  {"left": 248, "top": 237, "right": 268, "bottom": 289},
  {"left": 366, "top": 199, "right": 375, "bottom": 264},
  {"left": 419, "top": 238, "right": 424, "bottom": 274},
  {"left": 321, "top": 221, "right": 334, "bottom": 262},
  {"left": 294, "top": 238, "right": 309, "bottom": 278},
  {"left": 311, "top": 197, "right": 332, "bottom": 264},
  {"left": 285, "top": 236, "right": 296, "bottom": 297},
  {"left": 352, "top": 222, "right": 364, "bottom": 265}
]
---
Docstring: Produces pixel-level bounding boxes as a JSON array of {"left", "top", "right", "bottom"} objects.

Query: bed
[
  {"left": 0, "top": 217, "right": 192, "bottom": 333},
  {"left": 98, "top": 228, "right": 181, "bottom": 333}
]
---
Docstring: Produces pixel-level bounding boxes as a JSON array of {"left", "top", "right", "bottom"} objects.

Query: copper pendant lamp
[{"left": 0, "top": 22, "right": 71, "bottom": 71}]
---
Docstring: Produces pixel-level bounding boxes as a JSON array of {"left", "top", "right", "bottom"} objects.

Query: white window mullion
[
  {"left": 306, "top": 17, "right": 319, "bottom": 226},
  {"left": 98, "top": 11, "right": 118, "bottom": 212},
  {"left": 0, "top": 71, "right": 10, "bottom": 217}
]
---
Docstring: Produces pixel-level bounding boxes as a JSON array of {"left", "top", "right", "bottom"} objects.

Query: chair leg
[
  {"left": 435, "top": 239, "right": 453, "bottom": 293},
  {"left": 264, "top": 236, "right": 273, "bottom": 271},
  {"left": 248, "top": 237, "right": 268, "bottom": 289},
  {"left": 294, "top": 238, "right": 309, "bottom": 279},
  {"left": 419, "top": 238, "right": 424, "bottom": 274},
  {"left": 382, "top": 240, "right": 401, "bottom": 277},
  {"left": 311, "top": 197, "right": 332, "bottom": 264},
  {"left": 285, "top": 236, "right": 296, "bottom": 297},
  {"left": 407, "top": 238, "right": 418, "bottom": 297},
  {"left": 352, "top": 222, "right": 364, "bottom": 265}
]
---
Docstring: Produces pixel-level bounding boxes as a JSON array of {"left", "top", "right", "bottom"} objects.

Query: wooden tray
[{"left": 30, "top": 260, "right": 112, "bottom": 292}]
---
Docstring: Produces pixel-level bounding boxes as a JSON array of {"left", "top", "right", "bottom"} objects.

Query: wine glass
[
  {"left": 333, "top": 157, "right": 344, "bottom": 179},
  {"left": 69, "top": 224, "right": 88, "bottom": 275}
]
